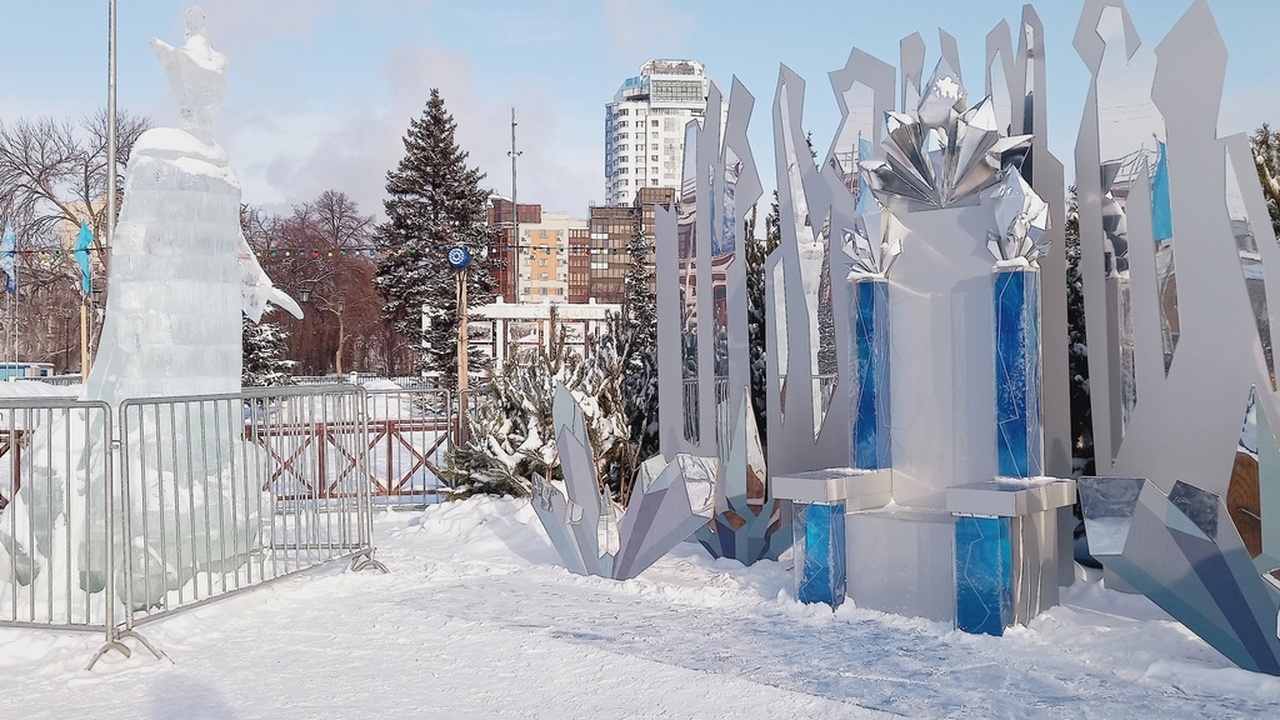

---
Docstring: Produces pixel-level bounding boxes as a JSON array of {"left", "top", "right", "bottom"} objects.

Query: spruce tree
[
  {"left": 242, "top": 315, "right": 294, "bottom": 387},
  {"left": 1251, "top": 124, "right": 1280, "bottom": 237},
  {"left": 1063, "top": 186, "right": 1092, "bottom": 471},
  {"left": 373, "top": 89, "right": 497, "bottom": 384},
  {"left": 614, "top": 208, "right": 660, "bottom": 465},
  {"left": 746, "top": 200, "right": 780, "bottom": 454}
]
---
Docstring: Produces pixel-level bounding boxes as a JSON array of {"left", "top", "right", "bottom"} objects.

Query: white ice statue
[
  {"left": 86, "top": 6, "right": 300, "bottom": 407},
  {"left": 0, "top": 7, "right": 298, "bottom": 610}
]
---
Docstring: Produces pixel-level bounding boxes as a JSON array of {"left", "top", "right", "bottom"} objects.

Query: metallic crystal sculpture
[
  {"left": 863, "top": 59, "right": 1032, "bottom": 211},
  {"left": 988, "top": 171, "right": 1050, "bottom": 266},
  {"left": 693, "top": 395, "right": 785, "bottom": 563},
  {"left": 531, "top": 385, "right": 717, "bottom": 580},
  {"left": 765, "top": 66, "right": 855, "bottom": 477},
  {"left": 655, "top": 80, "right": 791, "bottom": 564},
  {"left": 1079, "top": 477, "right": 1280, "bottom": 675},
  {"left": 1076, "top": 0, "right": 1280, "bottom": 674}
]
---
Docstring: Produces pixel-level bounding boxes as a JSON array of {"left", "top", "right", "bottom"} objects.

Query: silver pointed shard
[
  {"left": 845, "top": 172, "right": 905, "bottom": 278},
  {"left": 987, "top": 170, "right": 1050, "bottom": 267}
]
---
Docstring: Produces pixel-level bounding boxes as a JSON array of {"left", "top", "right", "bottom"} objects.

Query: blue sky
[{"left": 2, "top": 1, "right": 1277, "bottom": 220}]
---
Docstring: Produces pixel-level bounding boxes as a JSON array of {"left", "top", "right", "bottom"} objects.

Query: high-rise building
[{"left": 604, "top": 59, "right": 709, "bottom": 207}]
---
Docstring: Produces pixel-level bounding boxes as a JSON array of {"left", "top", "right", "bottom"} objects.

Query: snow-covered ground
[{"left": 2, "top": 496, "right": 1279, "bottom": 719}]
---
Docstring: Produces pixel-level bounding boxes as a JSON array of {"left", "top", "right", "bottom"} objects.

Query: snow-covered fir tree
[
  {"left": 610, "top": 209, "right": 660, "bottom": 468},
  {"left": 1063, "top": 186, "right": 1092, "bottom": 471},
  {"left": 1251, "top": 124, "right": 1280, "bottom": 236},
  {"left": 373, "top": 89, "right": 498, "bottom": 384},
  {"left": 437, "top": 309, "right": 633, "bottom": 501},
  {"left": 242, "top": 315, "right": 294, "bottom": 387}
]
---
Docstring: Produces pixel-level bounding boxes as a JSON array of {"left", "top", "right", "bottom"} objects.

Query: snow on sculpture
[
  {"left": 1074, "top": 0, "right": 1280, "bottom": 674},
  {"left": 531, "top": 385, "right": 716, "bottom": 580}
]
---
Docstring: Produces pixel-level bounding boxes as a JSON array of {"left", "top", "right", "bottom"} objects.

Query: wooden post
[
  {"left": 80, "top": 300, "right": 90, "bottom": 382},
  {"left": 457, "top": 267, "right": 469, "bottom": 447}
]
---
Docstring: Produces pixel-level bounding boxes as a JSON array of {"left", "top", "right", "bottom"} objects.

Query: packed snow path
[{"left": 2, "top": 497, "right": 1279, "bottom": 718}]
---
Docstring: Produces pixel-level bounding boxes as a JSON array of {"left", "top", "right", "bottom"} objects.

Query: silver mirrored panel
[
  {"left": 1094, "top": 4, "right": 1179, "bottom": 384},
  {"left": 778, "top": 77, "right": 831, "bottom": 441},
  {"left": 678, "top": 121, "right": 700, "bottom": 444},
  {"left": 1225, "top": 148, "right": 1276, "bottom": 389}
]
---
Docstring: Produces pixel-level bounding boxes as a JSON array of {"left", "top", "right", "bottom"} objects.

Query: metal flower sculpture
[
  {"left": 844, "top": 171, "right": 905, "bottom": 278},
  {"left": 531, "top": 385, "right": 718, "bottom": 580},
  {"left": 987, "top": 170, "right": 1051, "bottom": 267},
  {"left": 864, "top": 58, "right": 1032, "bottom": 210}
]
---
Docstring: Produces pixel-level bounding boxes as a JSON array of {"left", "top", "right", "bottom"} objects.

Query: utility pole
[
  {"left": 508, "top": 108, "right": 522, "bottom": 303},
  {"left": 85, "top": 0, "right": 117, "bottom": 382}
]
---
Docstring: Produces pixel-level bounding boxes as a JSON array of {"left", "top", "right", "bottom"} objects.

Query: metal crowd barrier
[
  {"left": 0, "top": 385, "right": 387, "bottom": 670},
  {"left": 0, "top": 398, "right": 115, "bottom": 637}
]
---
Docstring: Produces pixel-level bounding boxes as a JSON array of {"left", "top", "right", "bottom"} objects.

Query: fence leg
[
  {"left": 349, "top": 549, "right": 388, "bottom": 574},
  {"left": 84, "top": 626, "right": 167, "bottom": 671}
]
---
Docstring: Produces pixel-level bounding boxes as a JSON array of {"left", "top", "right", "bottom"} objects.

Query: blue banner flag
[
  {"left": 1151, "top": 140, "right": 1174, "bottom": 242},
  {"left": 0, "top": 222, "right": 15, "bottom": 294},
  {"left": 74, "top": 221, "right": 93, "bottom": 295}
]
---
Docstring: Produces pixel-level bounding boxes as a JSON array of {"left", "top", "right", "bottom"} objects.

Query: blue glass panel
[
  {"left": 794, "top": 502, "right": 847, "bottom": 607},
  {"left": 994, "top": 269, "right": 1042, "bottom": 477},
  {"left": 955, "top": 515, "right": 1013, "bottom": 636},
  {"left": 851, "top": 278, "right": 891, "bottom": 469}
]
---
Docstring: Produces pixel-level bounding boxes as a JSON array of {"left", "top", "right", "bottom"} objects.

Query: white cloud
[
  {"left": 603, "top": 0, "right": 695, "bottom": 59},
  {"left": 219, "top": 39, "right": 602, "bottom": 221}
]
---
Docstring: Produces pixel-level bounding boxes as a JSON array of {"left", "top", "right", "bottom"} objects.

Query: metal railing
[
  {"left": 364, "top": 387, "right": 451, "bottom": 504},
  {"left": 0, "top": 398, "right": 115, "bottom": 636},
  {"left": 0, "top": 385, "right": 386, "bottom": 670}
]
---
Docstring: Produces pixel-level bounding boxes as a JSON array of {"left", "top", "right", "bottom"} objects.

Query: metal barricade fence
[
  {"left": 364, "top": 387, "right": 451, "bottom": 505},
  {"left": 0, "top": 398, "right": 115, "bottom": 636},
  {"left": 119, "top": 385, "right": 381, "bottom": 632},
  {"left": 0, "top": 386, "right": 387, "bottom": 669}
]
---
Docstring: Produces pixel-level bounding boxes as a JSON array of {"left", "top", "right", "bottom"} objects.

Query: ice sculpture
[
  {"left": 88, "top": 6, "right": 299, "bottom": 407},
  {"left": 0, "top": 7, "right": 302, "bottom": 611},
  {"left": 1075, "top": 0, "right": 1280, "bottom": 674},
  {"left": 655, "top": 81, "right": 791, "bottom": 564},
  {"left": 530, "top": 385, "right": 716, "bottom": 580}
]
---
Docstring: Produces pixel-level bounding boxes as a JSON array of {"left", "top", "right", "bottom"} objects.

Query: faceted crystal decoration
[
  {"left": 864, "top": 59, "right": 1032, "bottom": 210},
  {"left": 843, "top": 172, "right": 904, "bottom": 278},
  {"left": 987, "top": 170, "right": 1051, "bottom": 267},
  {"left": 531, "top": 384, "right": 718, "bottom": 580}
]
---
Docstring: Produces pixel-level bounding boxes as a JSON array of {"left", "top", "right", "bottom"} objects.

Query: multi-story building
[
  {"left": 487, "top": 196, "right": 541, "bottom": 302},
  {"left": 486, "top": 197, "right": 589, "bottom": 304},
  {"left": 604, "top": 59, "right": 709, "bottom": 207},
  {"left": 587, "top": 186, "right": 674, "bottom": 305},
  {"left": 519, "top": 212, "right": 586, "bottom": 303}
]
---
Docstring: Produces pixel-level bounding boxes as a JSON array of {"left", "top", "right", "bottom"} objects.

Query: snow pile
[{"left": 1, "top": 496, "right": 1279, "bottom": 718}]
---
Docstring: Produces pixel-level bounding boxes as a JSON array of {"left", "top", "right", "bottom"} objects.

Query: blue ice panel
[
  {"left": 851, "top": 279, "right": 891, "bottom": 469},
  {"left": 955, "top": 515, "right": 1013, "bottom": 636},
  {"left": 794, "top": 501, "right": 847, "bottom": 607},
  {"left": 994, "top": 269, "right": 1042, "bottom": 478}
]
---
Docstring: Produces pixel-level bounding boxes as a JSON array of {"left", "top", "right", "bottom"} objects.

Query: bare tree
[
  {"left": 0, "top": 110, "right": 149, "bottom": 246},
  {"left": 246, "top": 190, "right": 410, "bottom": 376}
]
